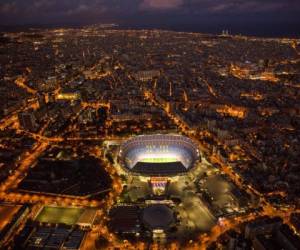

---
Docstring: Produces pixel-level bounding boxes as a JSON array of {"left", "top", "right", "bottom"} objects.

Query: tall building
[
  {"left": 18, "top": 111, "right": 38, "bottom": 132},
  {"left": 37, "top": 93, "right": 46, "bottom": 108},
  {"left": 47, "top": 93, "right": 56, "bottom": 103},
  {"left": 79, "top": 108, "right": 96, "bottom": 124}
]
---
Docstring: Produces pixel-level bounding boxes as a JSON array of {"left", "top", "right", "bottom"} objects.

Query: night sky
[{"left": 1, "top": 0, "right": 300, "bottom": 37}]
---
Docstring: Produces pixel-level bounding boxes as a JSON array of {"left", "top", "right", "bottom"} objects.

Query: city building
[{"left": 18, "top": 110, "right": 38, "bottom": 132}]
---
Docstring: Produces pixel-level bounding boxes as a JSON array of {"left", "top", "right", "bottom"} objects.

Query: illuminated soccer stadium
[{"left": 119, "top": 134, "right": 199, "bottom": 176}]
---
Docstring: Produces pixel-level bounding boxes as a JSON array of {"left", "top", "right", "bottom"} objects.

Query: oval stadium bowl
[{"left": 119, "top": 134, "right": 199, "bottom": 176}]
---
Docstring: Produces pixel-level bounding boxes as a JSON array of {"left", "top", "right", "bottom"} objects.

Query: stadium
[{"left": 119, "top": 134, "right": 199, "bottom": 176}]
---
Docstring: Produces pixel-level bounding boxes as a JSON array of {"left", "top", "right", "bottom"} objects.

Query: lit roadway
[
  {"left": 0, "top": 81, "right": 298, "bottom": 250},
  {"left": 0, "top": 100, "right": 39, "bottom": 130},
  {"left": 0, "top": 51, "right": 135, "bottom": 249},
  {"left": 0, "top": 93, "right": 127, "bottom": 248},
  {"left": 0, "top": 77, "right": 123, "bottom": 211},
  {"left": 199, "top": 75, "right": 218, "bottom": 98},
  {"left": 143, "top": 88, "right": 300, "bottom": 249},
  {"left": 0, "top": 75, "right": 39, "bottom": 130},
  {"left": 0, "top": 139, "right": 101, "bottom": 207},
  {"left": 1, "top": 57, "right": 299, "bottom": 249},
  {"left": 0, "top": 132, "right": 126, "bottom": 249},
  {"left": 14, "top": 77, "right": 37, "bottom": 95},
  {"left": 0, "top": 33, "right": 298, "bottom": 250},
  {"left": 0, "top": 110, "right": 126, "bottom": 207}
]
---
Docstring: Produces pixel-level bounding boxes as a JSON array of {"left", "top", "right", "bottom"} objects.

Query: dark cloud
[
  {"left": 1, "top": 0, "right": 299, "bottom": 19},
  {"left": 0, "top": 0, "right": 299, "bottom": 36},
  {"left": 140, "top": 0, "right": 184, "bottom": 10},
  {"left": 183, "top": 0, "right": 300, "bottom": 13}
]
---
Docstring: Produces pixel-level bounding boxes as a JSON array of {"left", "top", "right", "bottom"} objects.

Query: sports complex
[
  {"left": 110, "top": 134, "right": 218, "bottom": 240},
  {"left": 35, "top": 206, "right": 97, "bottom": 228},
  {"left": 119, "top": 134, "right": 200, "bottom": 176}
]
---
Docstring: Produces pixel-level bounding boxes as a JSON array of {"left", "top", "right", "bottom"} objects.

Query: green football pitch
[
  {"left": 140, "top": 157, "right": 178, "bottom": 163},
  {"left": 36, "top": 206, "right": 84, "bottom": 225}
]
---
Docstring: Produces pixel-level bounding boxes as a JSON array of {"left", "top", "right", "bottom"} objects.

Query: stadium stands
[{"left": 120, "top": 134, "right": 199, "bottom": 176}]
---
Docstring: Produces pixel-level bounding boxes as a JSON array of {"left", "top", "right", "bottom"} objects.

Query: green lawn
[
  {"left": 36, "top": 206, "right": 84, "bottom": 225},
  {"left": 140, "top": 157, "right": 178, "bottom": 163}
]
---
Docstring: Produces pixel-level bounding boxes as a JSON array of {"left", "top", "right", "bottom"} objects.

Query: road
[{"left": 144, "top": 87, "right": 300, "bottom": 249}]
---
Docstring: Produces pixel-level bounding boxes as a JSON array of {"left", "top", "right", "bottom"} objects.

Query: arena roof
[
  {"left": 132, "top": 162, "right": 187, "bottom": 176},
  {"left": 142, "top": 204, "right": 175, "bottom": 230}
]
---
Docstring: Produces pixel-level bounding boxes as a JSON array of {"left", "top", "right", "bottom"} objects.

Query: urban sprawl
[{"left": 0, "top": 25, "right": 300, "bottom": 249}]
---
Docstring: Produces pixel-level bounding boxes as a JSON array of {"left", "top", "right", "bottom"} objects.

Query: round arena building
[{"left": 119, "top": 134, "right": 199, "bottom": 176}]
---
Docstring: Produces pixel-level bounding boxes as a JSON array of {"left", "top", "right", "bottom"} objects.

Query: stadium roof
[{"left": 132, "top": 161, "right": 187, "bottom": 176}]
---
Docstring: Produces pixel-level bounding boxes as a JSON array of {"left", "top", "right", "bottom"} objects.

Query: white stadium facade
[{"left": 119, "top": 134, "right": 200, "bottom": 176}]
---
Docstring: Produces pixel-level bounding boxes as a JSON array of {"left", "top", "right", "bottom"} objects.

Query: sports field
[
  {"left": 140, "top": 157, "right": 178, "bottom": 163},
  {"left": 35, "top": 206, "right": 84, "bottom": 225}
]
